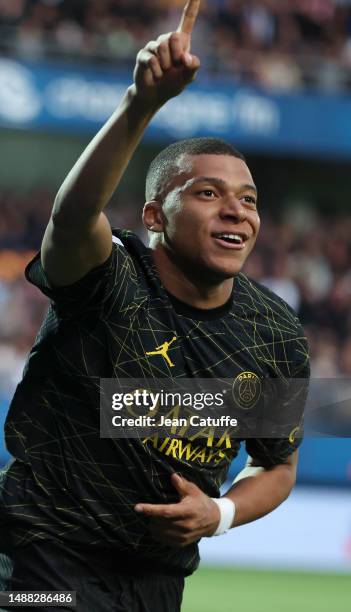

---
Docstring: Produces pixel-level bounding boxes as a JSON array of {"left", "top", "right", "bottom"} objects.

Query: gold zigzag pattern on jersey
[{"left": 5, "top": 234, "right": 309, "bottom": 569}]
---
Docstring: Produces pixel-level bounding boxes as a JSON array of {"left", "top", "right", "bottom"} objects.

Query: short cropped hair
[{"left": 145, "top": 137, "right": 246, "bottom": 202}]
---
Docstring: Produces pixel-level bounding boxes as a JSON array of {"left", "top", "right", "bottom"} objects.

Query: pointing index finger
[
  {"left": 178, "top": 0, "right": 201, "bottom": 36},
  {"left": 135, "top": 503, "right": 185, "bottom": 519}
]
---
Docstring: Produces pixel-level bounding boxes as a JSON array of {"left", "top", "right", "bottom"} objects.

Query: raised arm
[{"left": 42, "top": 0, "right": 201, "bottom": 287}]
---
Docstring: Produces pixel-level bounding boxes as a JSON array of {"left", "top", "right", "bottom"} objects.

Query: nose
[{"left": 219, "top": 196, "right": 247, "bottom": 223}]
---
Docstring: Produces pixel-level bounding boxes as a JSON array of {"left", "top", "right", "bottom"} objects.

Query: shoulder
[
  {"left": 236, "top": 274, "right": 310, "bottom": 376},
  {"left": 112, "top": 228, "right": 148, "bottom": 255},
  {"left": 236, "top": 272, "right": 303, "bottom": 331},
  {"left": 112, "top": 228, "right": 163, "bottom": 293},
  {"left": 111, "top": 228, "right": 153, "bottom": 273}
]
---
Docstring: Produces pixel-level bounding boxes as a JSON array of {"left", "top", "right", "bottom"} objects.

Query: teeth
[{"left": 218, "top": 234, "right": 243, "bottom": 244}]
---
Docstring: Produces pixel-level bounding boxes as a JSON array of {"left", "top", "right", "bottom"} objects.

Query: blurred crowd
[
  {"left": 0, "top": 187, "right": 350, "bottom": 397},
  {"left": 2, "top": 0, "right": 351, "bottom": 91}
]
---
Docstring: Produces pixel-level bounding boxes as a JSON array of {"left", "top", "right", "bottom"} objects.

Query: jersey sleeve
[
  {"left": 245, "top": 327, "right": 310, "bottom": 467},
  {"left": 25, "top": 236, "right": 138, "bottom": 321}
]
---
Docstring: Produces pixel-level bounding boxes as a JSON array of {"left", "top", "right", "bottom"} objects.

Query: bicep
[
  {"left": 41, "top": 212, "right": 113, "bottom": 287},
  {"left": 250, "top": 449, "right": 298, "bottom": 469}
]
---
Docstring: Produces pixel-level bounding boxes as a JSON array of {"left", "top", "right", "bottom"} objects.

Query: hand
[
  {"left": 132, "top": 0, "right": 201, "bottom": 110},
  {"left": 135, "top": 473, "right": 220, "bottom": 548}
]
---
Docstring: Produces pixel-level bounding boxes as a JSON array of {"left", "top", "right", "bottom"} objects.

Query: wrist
[
  {"left": 126, "top": 84, "right": 163, "bottom": 118},
  {"left": 211, "top": 497, "right": 236, "bottom": 536}
]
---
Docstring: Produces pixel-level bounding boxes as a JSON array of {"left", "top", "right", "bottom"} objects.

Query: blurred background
[{"left": 0, "top": 1, "right": 350, "bottom": 610}]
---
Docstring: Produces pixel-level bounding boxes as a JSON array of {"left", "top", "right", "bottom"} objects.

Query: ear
[{"left": 142, "top": 201, "right": 164, "bottom": 233}]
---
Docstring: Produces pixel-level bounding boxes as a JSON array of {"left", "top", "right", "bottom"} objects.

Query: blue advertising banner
[{"left": 1, "top": 58, "right": 351, "bottom": 158}]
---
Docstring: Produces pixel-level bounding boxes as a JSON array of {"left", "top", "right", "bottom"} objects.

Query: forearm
[
  {"left": 224, "top": 461, "right": 297, "bottom": 528},
  {"left": 51, "top": 0, "right": 201, "bottom": 232},
  {"left": 40, "top": 2, "right": 200, "bottom": 287},
  {"left": 52, "top": 85, "right": 158, "bottom": 228}
]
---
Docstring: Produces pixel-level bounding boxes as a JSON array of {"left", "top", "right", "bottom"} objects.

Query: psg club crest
[{"left": 232, "top": 371, "right": 262, "bottom": 410}]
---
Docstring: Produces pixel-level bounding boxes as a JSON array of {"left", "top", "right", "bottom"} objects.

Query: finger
[
  {"left": 177, "top": 0, "right": 201, "bottom": 36},
  {"left": 169, "top": 32, "right": 183, "bottom": 65},
  {"left": 182, "top": 52, "right": 201, "bottom": 71},
  {"left": 137, "top": 50, "right": 163, "bottom": 81},
  {"left": 149, "top": 521, "right": 190, "bottom": 542},
  {"left": 171, "top": 473, "right": 194, "bottom": 497},
  {"left": 146, "top": 39, "right": 172, "bottom": 71},
  {"left": 150, "top": 517, "right": 189, "bottom": 532},
  {"left": 149, "top": 527, "right": 188, "bottom": 547},
  {"left": 145, "top": 40, "right": 159, "bottom": 54},
  {"left": 135, "top": 502, "right": 185, "bottom": 519},
  {"left": 182, "top": 53, "right": 201, "bottom": 83},
  {"left": 157, "top": 41, "right": 172, "bottom": 71}
]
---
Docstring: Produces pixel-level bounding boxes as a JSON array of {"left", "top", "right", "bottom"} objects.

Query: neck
[{"left": 151, "top": 245, "right": 234, "bottom": 310}]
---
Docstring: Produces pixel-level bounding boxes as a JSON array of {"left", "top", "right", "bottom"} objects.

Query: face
[{"left": 145, "top": 154, "right": 261, "bottom": 282}]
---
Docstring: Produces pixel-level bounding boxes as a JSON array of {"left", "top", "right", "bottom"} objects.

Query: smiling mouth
[{"left": 212, "top": 232, "right": 248, "bottom": 250}]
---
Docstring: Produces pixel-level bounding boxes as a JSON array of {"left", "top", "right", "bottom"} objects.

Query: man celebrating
[{"left": 2, "top": 1, "right": 309, "bottom": 610}]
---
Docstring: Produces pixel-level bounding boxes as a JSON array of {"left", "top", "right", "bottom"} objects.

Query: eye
[
  {"left": 197, "top": 189, "right": 216, "bottom": 198},
  {"left": 241, "top": 195, "right": 257, "bottom": 208}
]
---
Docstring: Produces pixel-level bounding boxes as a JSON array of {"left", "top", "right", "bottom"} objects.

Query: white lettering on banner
[
  {"left": 46, "top": 78, "right": 125, "bottom": 121},
  {"left": 0, "top": 60, "right": 41, "bottom": 122},
  {"left": 155, "top": 92, "right": 231, "bottom": 137},
  {"left": 232, "top": 93, "right": 280, "bottom": 135},
  {"left": 45, "top": 75, "right": 280, "bottom": 137}
]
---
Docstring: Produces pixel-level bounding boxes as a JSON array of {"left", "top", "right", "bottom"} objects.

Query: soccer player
[{"left": 1, "top": 1, "right": 309, "bottom": 610}]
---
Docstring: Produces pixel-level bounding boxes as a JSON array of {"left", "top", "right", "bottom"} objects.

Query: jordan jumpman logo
[{"left": 146, "top": 337, "right": 177, "bottom": 368}]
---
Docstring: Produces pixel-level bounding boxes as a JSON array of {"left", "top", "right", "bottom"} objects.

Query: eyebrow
[{"left": 186, "top": 176, "right": 258, "bottom": 195}]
